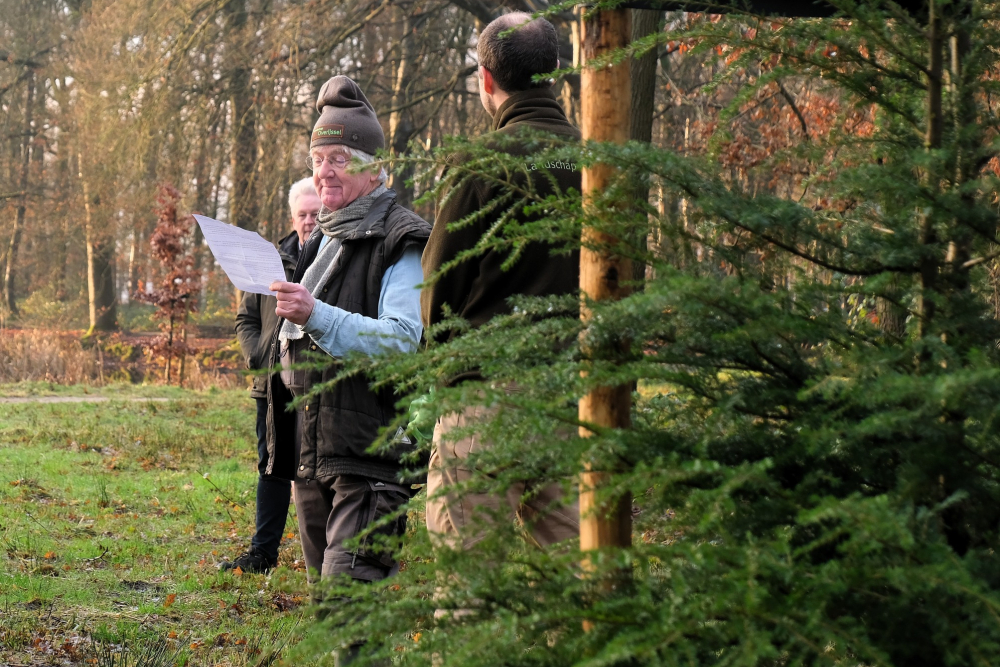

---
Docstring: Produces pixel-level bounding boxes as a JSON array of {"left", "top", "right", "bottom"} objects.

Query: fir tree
[{"left": 292, "top": 2, "right": 1000, "bottom": 665}]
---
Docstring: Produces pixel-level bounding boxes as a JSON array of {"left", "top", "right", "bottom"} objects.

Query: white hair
[
  {"left": 343, "top": 147, "right": 389, "bottom": 183},
  {"left": 287, "top": 177, "right": 318, "bottom": 214}
]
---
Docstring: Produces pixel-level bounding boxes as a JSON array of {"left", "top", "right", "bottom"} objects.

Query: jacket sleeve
[
  {"left": 420, "top": 167, "right": 488, "bottom": 335},
  {"left": 235, "top": 290, "right": 264, "bottom": 369},
  {"left": 302, "top": 248, "right": 423, "bottom": 357}
]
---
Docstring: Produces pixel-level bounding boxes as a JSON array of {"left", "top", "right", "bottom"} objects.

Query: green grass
[
  {"left": 0, "top": 381, "right": 198, "bottom": 399},
  {"left": 0, "top": 387, "right": 306, "bottom": 665}
]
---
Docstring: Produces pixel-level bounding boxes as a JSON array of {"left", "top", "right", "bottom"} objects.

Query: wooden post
[{"left": 578, "top": 4, "right": 633, "bottom": 597}]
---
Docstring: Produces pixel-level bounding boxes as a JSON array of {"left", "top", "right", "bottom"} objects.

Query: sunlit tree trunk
[
  {"left": 578, "top": 7, "right": 633, "bottom": 613},
  {"left": 388, "top": 9, "right": 416, "bottom": 208},
  {"left": 79, "top": 154, "right": 117, "bottom": 334},
  {"left": 561, "top": 9, "right": 582, "bottom": 127}
]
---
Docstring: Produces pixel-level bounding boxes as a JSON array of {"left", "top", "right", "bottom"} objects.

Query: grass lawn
[
  {"left": 0, "top": 385, "right": 307, "bottom": 665},
  {"left": 0, "top": 381, "right": 200, "bottom": 399}
]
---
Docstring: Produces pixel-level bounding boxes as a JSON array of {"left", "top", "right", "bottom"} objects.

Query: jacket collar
[
  {"left": 491, "top": 87, "right": 570, "bottom": 132},
  {"left": 278, "top": 230, "right": 300, "bottom": 263},
  {"left": 338, "top": 189, "right": 397, "bottom": 241},
  {"left": 291, "top": 189, "right": 397, "bottom": 284}
]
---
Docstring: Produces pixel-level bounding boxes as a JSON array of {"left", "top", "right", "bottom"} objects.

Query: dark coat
[
  {"left": 235, "top": 231, "right": 299, "bottom": 398},
  {"left": 420, "top": 87, "right": 582, "bottom": 340},
  {"left": 264, "top": 190, "right": 431, "bottom": 483}
]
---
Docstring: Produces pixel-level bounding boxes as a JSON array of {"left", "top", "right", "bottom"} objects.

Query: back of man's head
[{"left": 477, "top": 13, "right": 559, "bottom": 94}]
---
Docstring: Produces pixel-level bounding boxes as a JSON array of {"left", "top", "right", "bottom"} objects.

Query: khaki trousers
[{"left": 425, "top": 404, "right": 579, "bottom": 550}]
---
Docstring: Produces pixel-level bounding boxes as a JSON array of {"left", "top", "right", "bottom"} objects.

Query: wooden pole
[{"left": 578, "top": 4, "right": 633, "bottom": 593}]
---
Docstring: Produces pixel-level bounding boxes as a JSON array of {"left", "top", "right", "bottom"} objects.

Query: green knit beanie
[{"left": 311, "top": 76, "right": 385, "bottom": 155}]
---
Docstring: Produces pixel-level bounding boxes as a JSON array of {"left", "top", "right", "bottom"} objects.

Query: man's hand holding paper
[
  {"left": 270, "top": 281, "right": 314, "bottom": 325},
  {"left": 194, "top": 215, "right": 287, "bottom": 295}
]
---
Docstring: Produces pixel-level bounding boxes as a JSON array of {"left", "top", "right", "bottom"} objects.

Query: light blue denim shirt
[{"left": 300, "top": 238, "right": 423, "bottom": 357}]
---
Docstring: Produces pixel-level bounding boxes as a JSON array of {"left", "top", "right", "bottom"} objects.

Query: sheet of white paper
[{"left": 194, "top": 214, "right": 286, "bottom": 295}]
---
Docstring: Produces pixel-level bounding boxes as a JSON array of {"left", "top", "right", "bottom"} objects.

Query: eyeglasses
[{"left": 306, "top": 153, "right": 350, "bottom": 170}]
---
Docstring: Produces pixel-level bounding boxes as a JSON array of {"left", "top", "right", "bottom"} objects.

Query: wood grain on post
[{"left": 579, "top": 6, "right": 633, "bottom": 573}]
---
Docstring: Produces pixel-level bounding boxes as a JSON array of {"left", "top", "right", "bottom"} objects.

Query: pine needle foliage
[{"left": 292, "top": 2, "right": 1000, "bottom": 665}]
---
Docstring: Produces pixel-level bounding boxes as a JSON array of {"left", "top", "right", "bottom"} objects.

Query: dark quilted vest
[{"left": 264, "top": 191, "right": 430, "bottom": 483}]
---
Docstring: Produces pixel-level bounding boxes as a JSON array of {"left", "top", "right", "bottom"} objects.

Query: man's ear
[{"left": 480, "top": 66, "right": 494, "bottom": 95}]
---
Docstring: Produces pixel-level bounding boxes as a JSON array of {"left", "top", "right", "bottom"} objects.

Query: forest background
[
  {"left": 0, "top": 0, "right": 776, "bottom": 359},
  {"left": 6, "top": 1, "right": 1000, "bottom": 666}
]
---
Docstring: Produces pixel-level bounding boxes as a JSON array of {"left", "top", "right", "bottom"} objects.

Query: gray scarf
[{"left": 279, "top": 184, "right": 388, "bottom": 344}]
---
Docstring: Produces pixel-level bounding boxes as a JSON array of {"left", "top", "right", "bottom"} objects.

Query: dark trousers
[
  {"left": 251, "top": 397, "right": 292, "bottom": 562},
  {"left": 293, "top": 474, "right": 412, "bottom": 583}
]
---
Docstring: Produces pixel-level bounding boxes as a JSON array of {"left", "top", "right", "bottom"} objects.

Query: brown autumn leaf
[
  {"left": 232, "top": 566, "right": 243, "bottom": 576},
  {"left": 164, "top": 593, "right": 176, "bottom": 608},
  {"left": 167, "top": 631, "right": 178, "bottom": 639},
  {"left": 43, "top": 551, "right": 56, "bottom": 559},
  {"left": 270, "top": 593, "right": 304, "bottom": 612}
]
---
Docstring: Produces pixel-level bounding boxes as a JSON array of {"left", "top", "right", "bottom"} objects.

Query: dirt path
[{"left": 0, "top": 396, "right": 177, "bottom": 404}]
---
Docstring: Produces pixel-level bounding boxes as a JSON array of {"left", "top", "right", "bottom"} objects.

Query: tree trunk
[
  {"left": 629, "top": 11, "right": 658, "bottom": 145},
  {"left": 628, "top": 10, "right": 660, "bottom": 286},
  {"left": 578, "top": 7, "right": 633, "bottom": 612},
  {"left": 917, "top": 0, "right": 943, "bottom": 343},
  {"left": 876, "top": 287, "right": 907, "bottom": 337},
  {"left": 80, "top": 154, "right": 117, "bottom": 334},
  {"left": 192, "top": 111, "right": 220, "bottom": 280},
  {"left": 224, "top": 0, "right": 256, "bottom": 310},
  {"left": 225, "top": 0, "right": 258, "bottom": 231},
  {"left": 127, "top": 231, "right": 139, "bottom": 299},
  {"left": 560, "top": 9, "right": 582, "bottom": 127},
  {"left": 388, "top": 10, "right": 416, "bottom": 208},
  {"left": 3, "top": 71, "right": 36, "bottom": 318}
]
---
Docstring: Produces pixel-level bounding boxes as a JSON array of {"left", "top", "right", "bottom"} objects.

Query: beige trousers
[{"left": 425, "top": 404, "right": 579, "bottom": 550}]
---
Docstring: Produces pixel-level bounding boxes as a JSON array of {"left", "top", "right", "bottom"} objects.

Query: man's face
[
  {"left": 311, "top": 145, "right": 379, "bottom": 212},
  {"left": 290, "top": 191, "right": 321, "bottom": 245}
]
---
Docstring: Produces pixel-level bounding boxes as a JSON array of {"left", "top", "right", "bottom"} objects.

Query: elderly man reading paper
[{"left": 262, "top": 76, "right": 430, "bottom": 597}]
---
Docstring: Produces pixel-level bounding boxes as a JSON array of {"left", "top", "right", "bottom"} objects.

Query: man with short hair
[
  {"left": 265, "top": 75, "right": 430, "bottom": 589},
  {"left": 421, "top": 12, "right": 581, "bottom": 550},
  {"left": 226, "top": 177, "right": 320, "bottom": 573},
  {"left": 288, "top": 178, "right": 322, "bottom": 246}
]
